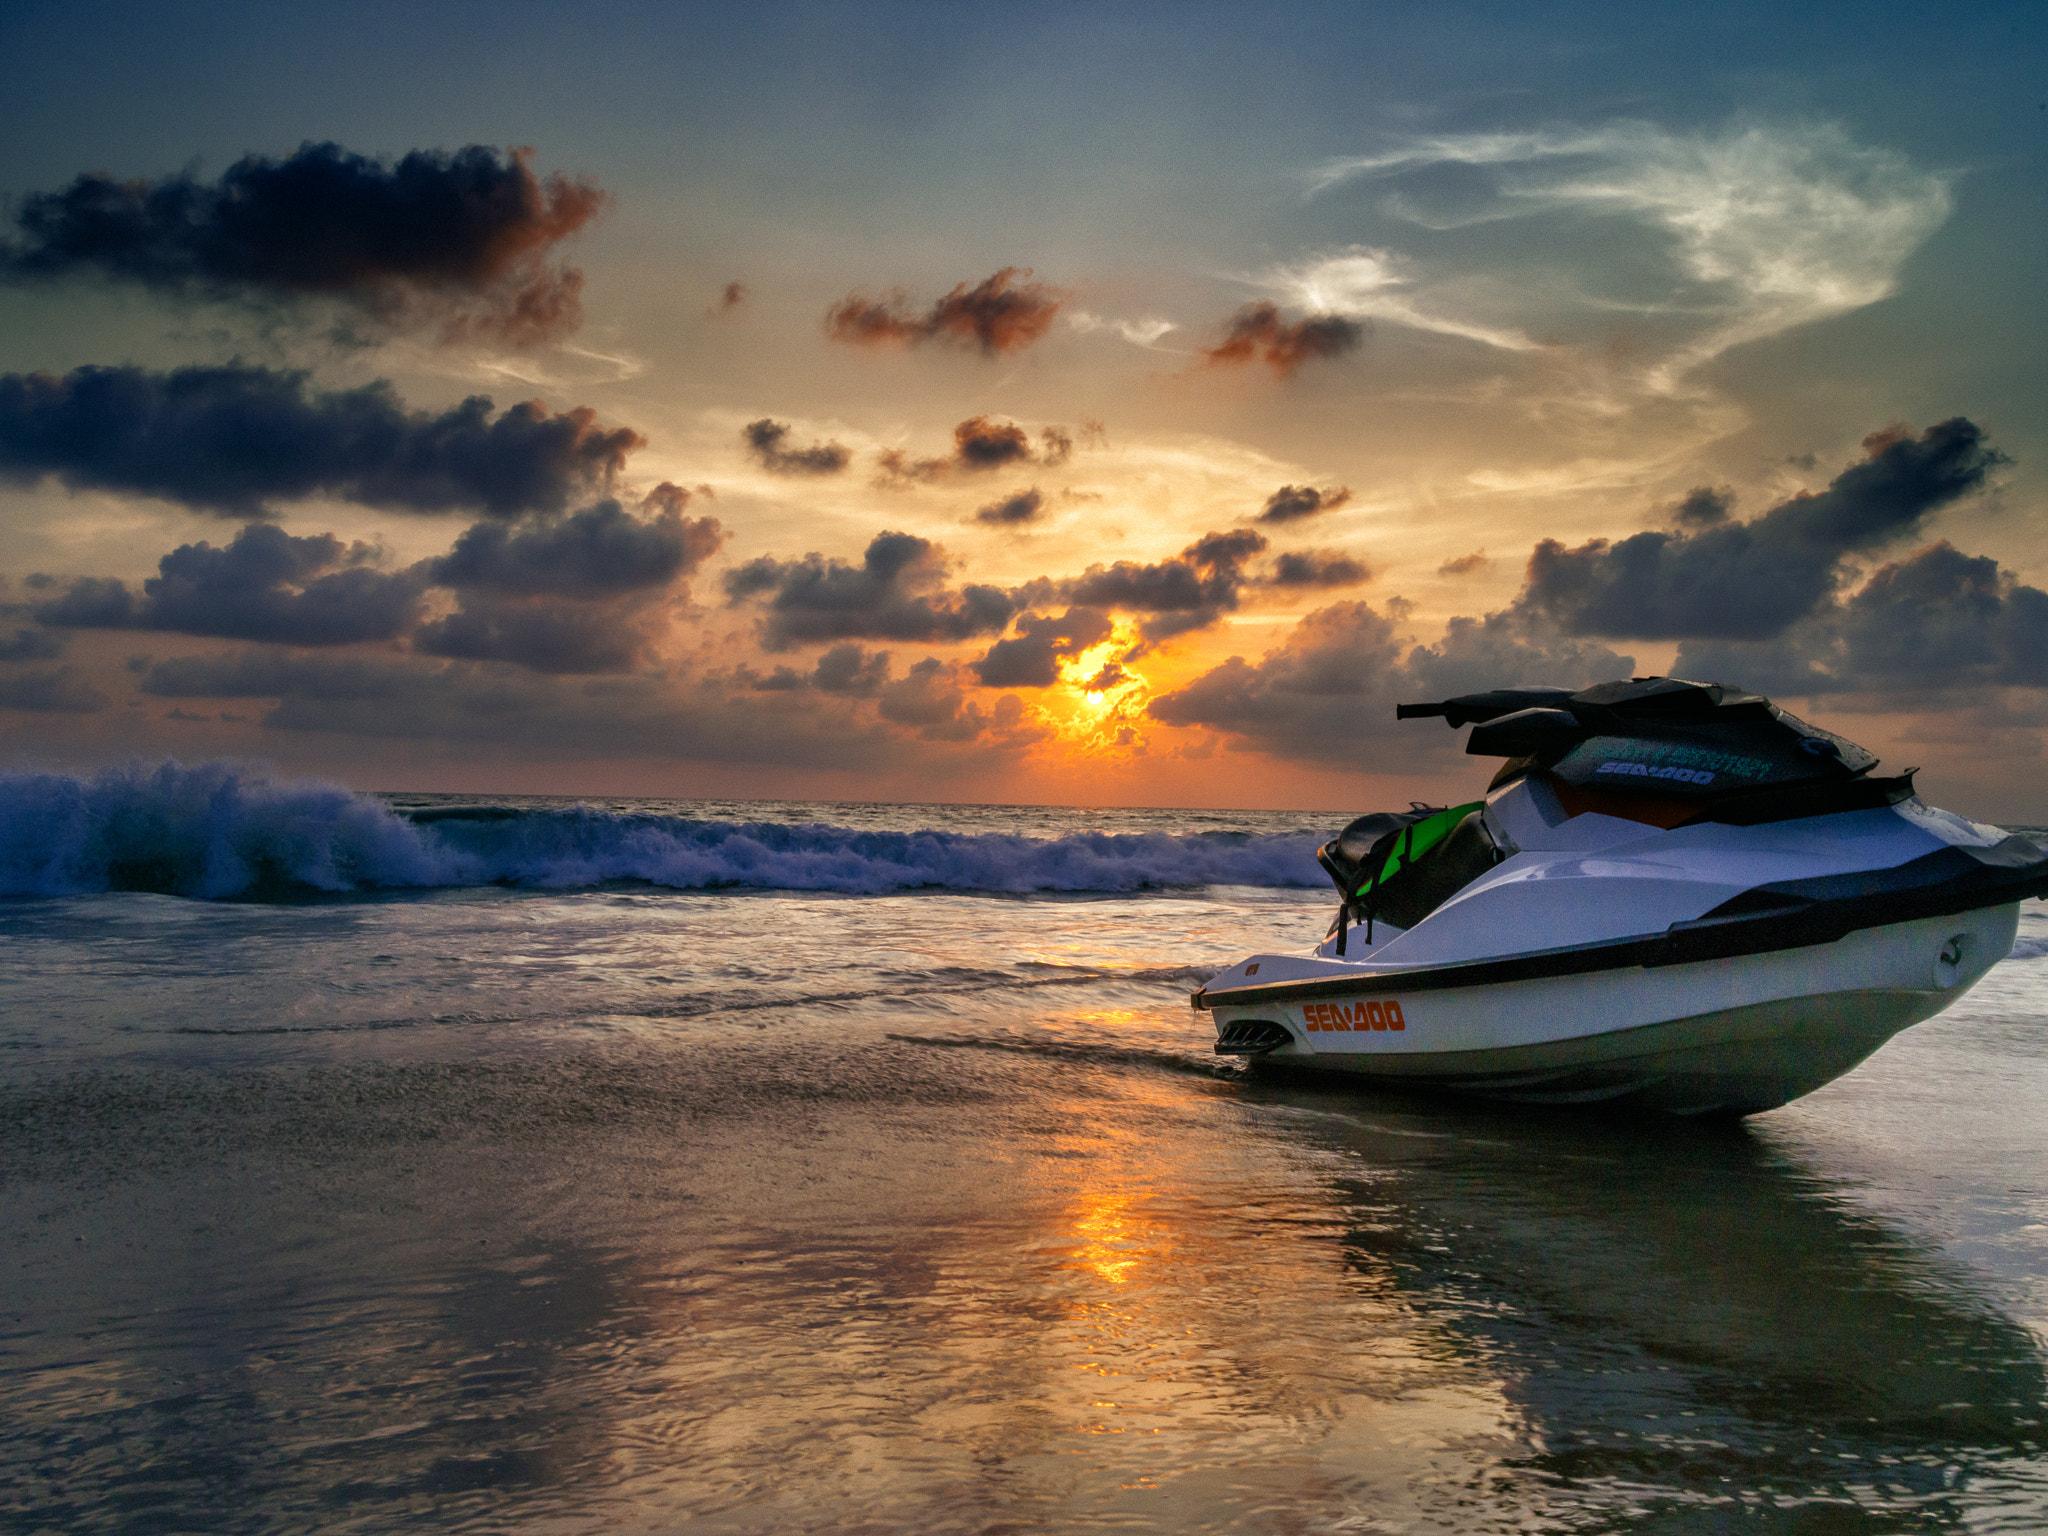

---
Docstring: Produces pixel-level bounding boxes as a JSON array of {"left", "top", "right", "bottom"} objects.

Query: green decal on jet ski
[{"left": 1355, "top": 801, "right": 1485, "bottom": 897}]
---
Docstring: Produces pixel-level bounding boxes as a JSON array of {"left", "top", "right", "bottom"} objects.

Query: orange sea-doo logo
[{"left": 1303, "top": 1000, "right": 1404, "bottom": 1032}]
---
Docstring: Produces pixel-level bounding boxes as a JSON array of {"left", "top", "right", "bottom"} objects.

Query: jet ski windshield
[{"left": 1399, "top": 676, "right": 1912, "bottom": 825}]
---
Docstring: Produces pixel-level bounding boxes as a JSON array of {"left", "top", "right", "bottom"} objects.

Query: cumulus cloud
[
  {"left": 34, "top": 490, "right": 716, "bottom": 673},
  {"left": 742, "top": 418, "right": 850, "bottom": 475},
  {"left": 826, "top": 267, "right": 1068, "bottom": 355},
  {"left": 876, "top": 658, "right": 1009, "bottom": 741},
  {"left": 1266, "top": 550, "right": 1370, "bottom": 587},
  {"left": 427, "top": 492, "right": 723, "bottom": 597},
  {"left": 0, "top": 624, "right": 64, "bottom": 661},
  {"left": 974, "top": 487, "right": 1045, "bottom": 526},
  {"left": 413, "top": 491, "right": 726, "bottom": 673},
  {"left": 877, "top": 416, "right": 1070, "bottom": 482},
  {"left": 1255, "top": 483, "right": 1353, "bottom": 524},
  {"left": 748, "top": 643, "right": 895, "bottom": 695},
  {"left": 0, "top": 364, "right": 643, "bottom": 518},
  {"left": 1308, "top": 118, "right": 1953, "bottom": 381},
  {"left": 1201, "top": 303, "right": 1365, "bottom": 376},
  {"left": 724, "top": 530, "right": 1019, "bottom": 650},
  {"left": 971, "top": 607, "right": 1113, "bottom": 688},
  {"left": 1522, "top": 418, "right": 2002, "bottom": 640},
  {"left": 411, "top": 594, "right": 654, "bottom": 674},
  {"left": 35, "top": 522, "right": 427, "bottom": 645},
  {"left": 1673, "top": 542, "right": 2048, "bottom": 698},
  {"left": 1, "top": 142, "right": 604, "bottom": 344},
  {"left": 1150, "top": 599, "right": 1633, "bottom": 769},
  {"left": 1062, "top": 529, "right": 1268, "bottom": 642},
  {"left": 1672, "top": 486, "right": 1734, "bottom": 528}
]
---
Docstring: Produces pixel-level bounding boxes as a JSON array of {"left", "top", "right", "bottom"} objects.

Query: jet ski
[{"left": 1195, "top": 678, "right": 2048, "bottom": 1114}]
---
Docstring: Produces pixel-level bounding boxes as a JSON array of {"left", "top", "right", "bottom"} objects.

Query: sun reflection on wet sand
[
  {"left": 1067, "top": 1189, "right": 1151, "bottom": 1285},
  {"left": 4, "top": 948, "right": 2046, "bottom": 1531}
]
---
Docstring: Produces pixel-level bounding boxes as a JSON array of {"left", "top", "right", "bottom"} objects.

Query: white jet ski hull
[{"left": 1202, "top": 904, "right": 2017, "bottom": 1115}]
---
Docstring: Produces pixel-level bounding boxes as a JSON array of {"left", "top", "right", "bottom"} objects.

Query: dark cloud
[
  {"left": 415, "top": 491, "right": 720, "bottom": 673},
  {"left": 826, "top": 268, "right": 1067, "bottom": 355},
  {"left": 1150, "top": 600, "right": 1632, "bottom": 769},
  {"left": 877, "top": 416, "right": 1067, "bottom": 483},
  {"left": 974, "top": 487, "right": 1045, "bottom": 526},
  {"left": 1673, "top": 542, "right": 2048, "bottom": 697},
  {"left": 411, "top": 593, "right": 653, "bottom": 674},
  {"left": 878, "top": 658, "right": 1018, "bottom": 741},
  {"left": 1202, "top": 303, "right": 1366, "bottom": 377},
  {"left": 35, "top": 522, "right": 426, "bottom": 645},
  {"left": 718, "top": 281, "right": 747, "bottom": 311},
  {"left": 1062, "top": 529, "right": 1268, "bottom": 641},
  {"left": 1266, "top": 550, "right": 1370, "bottom": 588},
  {"left": 427, "top": 494, "right": 724, "bottom": 597},
  {"left": 743, "top": 643, "right": 896, "bottom": 695},
  {"left": 812, "top": 643, "right": 893, "bottom": 695},
  {"left": 1672, "top": 486, "right": 1734, "bottom": 528},
  {"left": 1522, "top": 419, "right": 2004, "bottom": 640},
  {"left": 1438, "top": 549, "right": 1489, "bottom": 577},
  {"left": 0, "top": 364, "right": 643, "bottom": 518},
  {"left": 971, "top": 607, "right": 1113, "bottom": 688},
  {"left": 2, "top": 142, "right": 604, "bottom": 343},
  {"left": 724, "top": 530, "right": 1019, "bottom": 650},
  {"left": 1256, "top": 483, "right": 1353, "bottom": 524},
  {"left": 956, "top": 416, "right": 1033, "bottom": 470},
  {"left": 742, "top": 418, "right": 850, "bottom": 476},
  {"left": 34, "top": 491, "right": 711, "bottom": 672},
  {"left": 0, "top": 625, "right": 64, "bottom": 661},
  {"left": 0, "top": 667, "right": 107, "bottom": 714}
]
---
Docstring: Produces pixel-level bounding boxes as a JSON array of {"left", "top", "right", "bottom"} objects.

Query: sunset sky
[{"left": 3, "top": 1, "right": 2045, "bottom": 816}]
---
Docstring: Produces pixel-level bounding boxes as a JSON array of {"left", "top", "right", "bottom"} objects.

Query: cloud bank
[{"left": 0, "top": 364, "right": 642, "bottom": 518}]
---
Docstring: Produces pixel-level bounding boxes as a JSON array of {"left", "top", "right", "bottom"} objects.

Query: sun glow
[{"left": 1043, "top": 636, "right": 1152, "bottom": 754}]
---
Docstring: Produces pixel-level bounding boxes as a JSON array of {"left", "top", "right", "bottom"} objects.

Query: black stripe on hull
[{"left": 1193, "top": 840, "right": 2048, "bottom": 1012}]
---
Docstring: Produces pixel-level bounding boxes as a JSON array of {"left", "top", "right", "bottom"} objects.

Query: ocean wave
[{"left": 0, "top": 762, "right": 1326, "bottom": 900}]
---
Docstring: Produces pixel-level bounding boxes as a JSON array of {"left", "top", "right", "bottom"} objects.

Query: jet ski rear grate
[{"left": 1215, "top": 1018, "right": 1293, "bottom": 1055}]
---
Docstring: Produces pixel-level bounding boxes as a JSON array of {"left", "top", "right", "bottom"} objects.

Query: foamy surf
[{"left": 0, "top": 761, "right": 1326, "bottom": 899}]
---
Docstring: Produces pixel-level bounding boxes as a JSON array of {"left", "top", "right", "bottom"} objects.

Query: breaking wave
[{"left": 0, "top": 762, "right": 1325, "bottom": 900}]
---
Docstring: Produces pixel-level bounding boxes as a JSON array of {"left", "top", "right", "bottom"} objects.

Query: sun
[{"left": 1040, "top": 632, "right": 1152, "bottom": 753}]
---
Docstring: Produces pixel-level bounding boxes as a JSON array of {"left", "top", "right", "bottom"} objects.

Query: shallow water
[{"left": 2, "top": 779, "right": 2046, "bottom": 1533}]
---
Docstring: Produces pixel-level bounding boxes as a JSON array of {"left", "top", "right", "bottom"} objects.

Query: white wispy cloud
[
  {"left": 1257, "top": 247, "right": 1539, "bottom": 352},
  {"left": 1306, "top": 118, "right": 1954, "bottom": 386},
  {"left": 1067, "top": 310, "right": 1180, "bottom": 348}
]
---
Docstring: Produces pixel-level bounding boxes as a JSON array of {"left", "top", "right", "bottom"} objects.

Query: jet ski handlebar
[{"left": 1397, "top": 687, "right": 1579, "bottom": 729}]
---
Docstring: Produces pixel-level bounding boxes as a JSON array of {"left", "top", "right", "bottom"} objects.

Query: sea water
[{"left": 2, "top": 762, "right": 2045, "bottom": 1533}]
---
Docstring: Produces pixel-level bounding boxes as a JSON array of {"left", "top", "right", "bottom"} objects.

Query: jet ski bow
[{"left": 1196, "top": 677, "right": 2048, "bottom": 1114}]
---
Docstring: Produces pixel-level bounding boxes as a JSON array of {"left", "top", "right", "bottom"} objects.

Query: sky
[{"left": 2, "top": 0, "right": 2045, "bottom": 816}]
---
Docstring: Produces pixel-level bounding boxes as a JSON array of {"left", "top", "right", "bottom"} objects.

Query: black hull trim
[{"left": 1193, "top": 839, "right": 2048, "bottom": 1012}]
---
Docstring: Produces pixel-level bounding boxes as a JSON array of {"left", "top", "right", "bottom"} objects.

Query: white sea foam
[{"left": 0, "top": 762, "right": 1325, "bottom": 899}]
